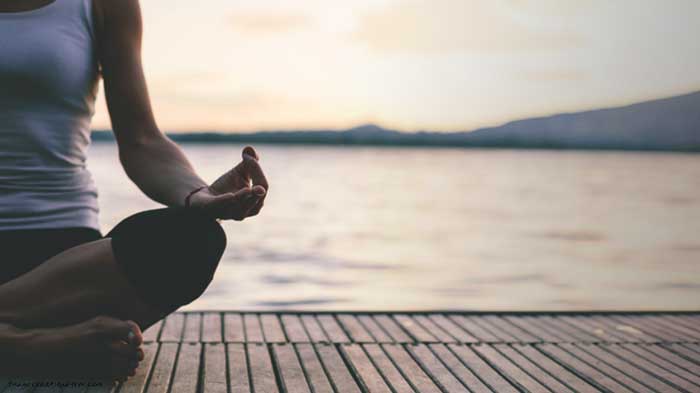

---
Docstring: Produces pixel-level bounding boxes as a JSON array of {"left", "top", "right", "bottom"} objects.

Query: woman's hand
[{"left": 188, "top": 146, "right": 269, "bottom": 221}]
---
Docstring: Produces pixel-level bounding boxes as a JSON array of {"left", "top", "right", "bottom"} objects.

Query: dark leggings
[{"left": 0, "top": 207, "right": 227, "bottom": 312}]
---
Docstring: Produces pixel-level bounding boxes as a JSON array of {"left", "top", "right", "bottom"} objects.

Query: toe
[
  {"left": 125, "top": 320, "right": 143, "bottom": 347},
  {"left": 91, "top": 316, "right": 143, "bottom": 347},
  {"left": 109, "top": 340, "right": 141, "bottom": 360}
]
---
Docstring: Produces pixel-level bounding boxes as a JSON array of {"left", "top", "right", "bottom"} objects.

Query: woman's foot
[{"left": 0, "top": 316, "right": 144, "bottom": 379}]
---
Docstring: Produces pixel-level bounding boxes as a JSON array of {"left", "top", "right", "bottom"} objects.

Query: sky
[{"left": 92, "top": 0, "right": 700, "bottom": 132}]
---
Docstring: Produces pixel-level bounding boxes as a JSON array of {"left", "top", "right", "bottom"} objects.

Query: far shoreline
[{"left": 91, "top": 130, "right": 700, "bottom": 154}]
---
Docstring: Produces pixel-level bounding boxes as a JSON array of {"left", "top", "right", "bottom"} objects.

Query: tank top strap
[{"left": 32, "top": 0, "right": 96, "bottom": 41}]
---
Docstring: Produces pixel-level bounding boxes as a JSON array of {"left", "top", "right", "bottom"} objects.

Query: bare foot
[{"left": 0, "top": 316, "right": 144, "bottom": 379}]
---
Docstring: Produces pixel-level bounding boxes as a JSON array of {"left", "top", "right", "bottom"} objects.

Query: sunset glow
[{"left": 92, "top": 0, "right": 700, "bottom": 132}]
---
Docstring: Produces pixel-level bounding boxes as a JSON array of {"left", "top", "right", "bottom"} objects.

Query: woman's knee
[{"left": 106, "top": 207, "right": 227, "bottom": 311}]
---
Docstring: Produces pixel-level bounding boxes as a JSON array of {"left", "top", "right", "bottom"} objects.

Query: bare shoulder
[{"left": 92, "top": 0, "right": 142, "bottom": 41}]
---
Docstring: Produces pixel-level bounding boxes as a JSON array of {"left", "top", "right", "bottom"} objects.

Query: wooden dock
[{"left": 3, "top": 312, "right": 700, "bottom": 392}]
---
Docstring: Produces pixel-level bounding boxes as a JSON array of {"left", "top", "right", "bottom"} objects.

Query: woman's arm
[{"left": 94, "top": 0, "right": 268, "bottom": 219}]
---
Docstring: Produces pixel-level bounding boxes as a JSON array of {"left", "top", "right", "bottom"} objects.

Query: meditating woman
[{"left": 0, "top": 0, "right": 268, "bottom": 379}]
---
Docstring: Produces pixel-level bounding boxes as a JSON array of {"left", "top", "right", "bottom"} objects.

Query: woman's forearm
[{"left": 118, "top": 134, "right": 208, "bottom": 207}]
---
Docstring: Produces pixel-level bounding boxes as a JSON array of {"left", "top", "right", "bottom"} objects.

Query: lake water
[{"left": 87, "top": 143, "right": 700, "bottom": 311}]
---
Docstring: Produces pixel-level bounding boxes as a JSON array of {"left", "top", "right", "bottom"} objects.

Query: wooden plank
[
  {"left": 668, "top": 315, "right": 700, "bottom": 334},
  {"left": 261, "top": 314, "right": 287, "bottom": 343},
  {"left": 645, "top": 316, "right": 700, "bottom": 341},
  {"left": 494, "top": 344, "right": 577, "bottom": 393},
  {"left": 142, "top": 320, "right": 163, "bottom": 343},
  {"left": 575, "top": 343, "right": 680, "bottom": 393},
  {"left": 202, "top": 313, "right": 223, "bottom": 343},
  {"left": 170, "top": 343, "right": 201, "bottom": 393},
  {"left": 622, "top": 315, "right": 691, "bottom": 341},
  {"left": 428, "top": 314, "right": 478, "bottom": 343},
  {"left": 558, "top": 315, "right": 625, "bottom": 342},
  {"left": 539, "top": 316, "right": 600, "bottom": 343},
  {"left": 373, "top": 315, "right": 412, "bottom": 343},
  {"left": 523, "top": 316, "right": 580, "bottom": 342},
  {"left": 316, "top": 344, "right": 361, "bottom": 393},
  {"left": 273, "top": 344, "right": 311, "bottom": 393},
  {"left": 473, "top": 344, "right": 550, "bottom": 392},
  {"left": 159, "top": 313, "right": 185, "bottom": 342},
  {"left": 147, "top": 343, "right": 178, "bottom": 393},
  {"left": 481, "top": 316, "right": 539, "bottom": 343},
  {"left": 621, "top": 344, "right": 700, "bottom": 386},
  {"left": 645, "top": 344, "right": 700, "bottom": 372},
  {"left": 120, "top": 342, "right": 158, "bottom": 393},
  {"left": 665, "top": 343, "right": 700, "bottom": 364},
  {"left": 228, "top": 344, "right": 252, "bottom": 393},
  {"left": 603, "top": 316, "right": 663, "bottom": 343},
  {"left": 337, "top": 315, "right": 375, "bottom": 343},
  {"left": 393, "top": 315, "right": 438, "bottom": 342},
  {"left": 182, "top": 313, "right": 201, "bottom": 343},
  {"left": 224, "top": 313, "right": 245, "bottom": 343},
  {"left": 248, "top": 343, "right": 280, "bottom": 393},
  {"left": 244, "top": 314, "right": 264, "bottom": 343},
  {"left": 341, "top": 345, "right": 393, "bottom": 393},
  {"left": 514, "top": 344, "right": 601, "bottom": 393},
  {"left": 503, "top": 316, "right": 559, "bottom": 342},
  {"left": 538, "top": 343, "right": 635, "bottom": 393},
  {"left": 448, "top": 344, "right": 519, "bottom": 393},
  {"left": 382, "top": 344, "right": 442, "bottom": 393},
  {"left": 601, "top": 344, "right": 700, "bottom": 392},
  {"left": 412, "top": 315, "right": 456, "bottom": 343},
  {"left": 357, "top": 315, "right": 393, "bottom": 343},
  {"left": 408, "top": 344, "right": 469, "bottom": 392},
  {"left": 316, "top": 315, "right": 350, "bottom": 343},
  {"left": 363, "top": 344, "right": 415, "bottom": 393},
  {"left": 281, "top": 315, "right": 310, "bottom": 343},
  {"left": 448, "top": 315, "right": 500, "bottom": 342},
  {"left": 429, "top": 344, "right": 492, "bottom": 393},
  {"left": 204, "top": 344, "right": 228, "bottom": 393},
  {"left": 588, "top": 316, "right": 650, "bottom": 342},
  {"left": 300, "top": 315, "right": 329, "bottom": 343},
  {"left": 296, "top": 344, "right": 334, "bottom": 393}
]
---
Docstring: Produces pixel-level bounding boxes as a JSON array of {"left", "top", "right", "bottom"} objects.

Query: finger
[
  {"left": 233, "top": 155, "right": 269, "bottom": 190},
  {"left": 248, "top": 197, "right": 265, "bottom": 216},
  {"left": 209, "top": 187, "right": 259, "bottom": 220},
  {"left": 242, "top": 146, "right": 259, "bottom": 161},
  {"left": 238, "top": 192, "right": 263, "bottom": 217}
]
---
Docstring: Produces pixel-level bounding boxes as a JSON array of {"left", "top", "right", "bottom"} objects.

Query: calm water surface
[{"left": 88, "top": 143, "right": 700, "bottom": 311}]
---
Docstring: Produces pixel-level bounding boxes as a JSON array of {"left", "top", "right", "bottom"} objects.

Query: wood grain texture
[{"left": 8, "top": 311, "right": 699, "bottom": 393}]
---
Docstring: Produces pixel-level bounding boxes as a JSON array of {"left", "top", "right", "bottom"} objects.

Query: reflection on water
[{"left": 88, "top": 143, "right": 700, "bottom": 311}]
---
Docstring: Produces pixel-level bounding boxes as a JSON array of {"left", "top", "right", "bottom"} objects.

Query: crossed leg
[{"left": 0, "top": 207, "right": 227, "bottom": 379}]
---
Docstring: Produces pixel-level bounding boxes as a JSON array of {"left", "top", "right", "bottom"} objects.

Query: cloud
[
  {"left": 230, "top": 11, "right": 312, "bottom": 35},
  {"left": 352, "top": 0, "right": 583, "bottom": 53}
]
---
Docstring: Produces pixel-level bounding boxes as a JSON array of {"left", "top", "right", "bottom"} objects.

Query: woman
[{"left": 0, "top": 0, "right": 268, "bottom": 380}]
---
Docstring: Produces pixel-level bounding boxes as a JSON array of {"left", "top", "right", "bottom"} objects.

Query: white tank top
[{"left": 0, "top": 0, "right": 100, "bottom": 231}]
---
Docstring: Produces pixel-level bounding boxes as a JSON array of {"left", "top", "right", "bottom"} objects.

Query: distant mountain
[{"left": 92, "top": 91, "right": 700, "bottom": 151}]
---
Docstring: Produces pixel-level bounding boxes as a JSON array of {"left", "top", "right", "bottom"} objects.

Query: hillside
[{"left": 92, "top": 91, "right": 700, "bottom": 151}]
